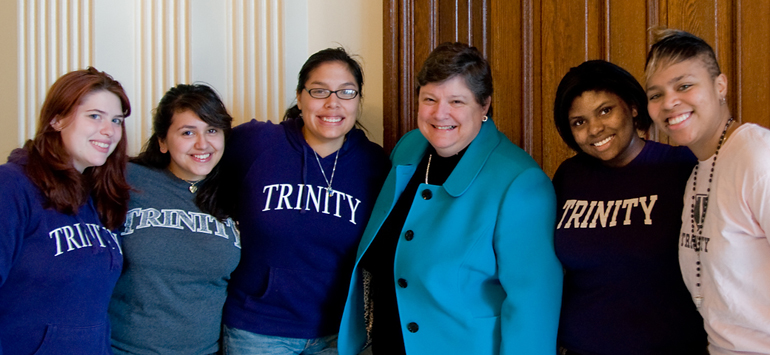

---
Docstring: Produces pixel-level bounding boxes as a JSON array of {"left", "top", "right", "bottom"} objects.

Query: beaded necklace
[{"left": 689, "top": 116, "right": 733, "bottom": 308}]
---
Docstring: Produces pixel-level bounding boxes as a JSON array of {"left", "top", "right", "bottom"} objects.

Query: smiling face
[
  {"left": 159, "top": 110, "right": 225, "bottom": 181},
  {"left": 56, "top": 90, "right": 124, "bottom": 173},
  {"left": 568, "top": 90, "right": 644, "bottom": 167},
  {"left": 297, "top": 61, "right": 359, "bottom": 156},
  {"left": 417, "top": 75, "right": 490, "bottom": 157},
  {"left": 646, "top": 57, "right": 727, "bottom": 158}
]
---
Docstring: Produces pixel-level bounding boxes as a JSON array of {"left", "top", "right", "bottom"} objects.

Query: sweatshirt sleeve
[
  {"left": 496, "top": 167, "right": 563, "bottom": 355},
  {"left": 0, "top": 167, "right": 28, "bottom": 289},
  {"left": 219, "top": 120, "right": 263, "bottom": 220}
]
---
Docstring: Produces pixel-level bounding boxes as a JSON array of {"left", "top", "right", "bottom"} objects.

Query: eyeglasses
[{"left": 305, "top": 88, "right": 359, "bottom": 100}]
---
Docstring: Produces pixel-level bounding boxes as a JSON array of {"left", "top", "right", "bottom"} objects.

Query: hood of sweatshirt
[{"left": 7, "top": 147, "right": 28, "bottom": 166}]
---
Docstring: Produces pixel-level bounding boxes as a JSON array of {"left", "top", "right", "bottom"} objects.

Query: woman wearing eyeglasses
[{"left": 219, "top": 47, "right": 390, "bottom": 354}]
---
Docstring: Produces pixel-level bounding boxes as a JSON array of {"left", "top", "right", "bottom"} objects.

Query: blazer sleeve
[{"left": 495, "top": 167, "right": 563, "bottom": 355}]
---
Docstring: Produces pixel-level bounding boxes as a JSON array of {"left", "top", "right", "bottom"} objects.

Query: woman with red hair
[{"left": 0, "top": 67, "right": 131, "bottom": 354}]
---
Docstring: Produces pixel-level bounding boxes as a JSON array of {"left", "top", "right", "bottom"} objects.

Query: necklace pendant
[
  {"left": 189, "top": 185, "right": 197, "bottom": 193},
  {"left": 694, "top": 296, "right": 703, "bottom": 308},
  {"left": 328, "top": 188, "right": 334, "bottom": 197}
]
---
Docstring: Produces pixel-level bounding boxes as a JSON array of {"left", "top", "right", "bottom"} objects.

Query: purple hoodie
[
  {"left": 221, "top": 118, "right": 389, "bottom": 338},
  {"left": 0, "top": 149, "right": 122, "bottom": 355}
]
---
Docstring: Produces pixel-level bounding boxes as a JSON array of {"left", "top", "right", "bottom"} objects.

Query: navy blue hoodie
[
  {"left": 0, "top": 149, "right": 123, "bottom": 355},
  {"left": 221, "top": 118, "right": 389, "bottom": 338}
]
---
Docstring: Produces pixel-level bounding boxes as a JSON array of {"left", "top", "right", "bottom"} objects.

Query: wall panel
[
  {"left": 18, "top": 0, "right": 92, "bottom": 146},
  {"left": 736, "top": 1, "right": 770, "bottom": 128},
  {"left": 17, "top": 0, "right": 291, "bottom": 154},
  {"left": 489, "top": 1, "right": 525, "bottom": 150},
  {"left": 384, "top": 0, "right": 765, "bottom": 177},
  {"left": 383, "top": 0, "right": 489, "bottom": 150}
]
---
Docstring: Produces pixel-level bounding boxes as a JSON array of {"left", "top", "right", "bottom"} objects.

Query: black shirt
[{"left": 360, "top": 146, "right": 466, "bottom": 354}]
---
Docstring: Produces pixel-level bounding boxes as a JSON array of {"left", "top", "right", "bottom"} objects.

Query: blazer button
[
  {"left": 397, "top": 278, "right": 408, "bottom": 288},
  {"left": 421, "top": 189, "right": 432, "bottom": 200},
  {"left": 404, "top": 230, "right": 414, "bottom": 241},
  {"left": 407, "top": 322, "right": 419, "bottom": 333}
]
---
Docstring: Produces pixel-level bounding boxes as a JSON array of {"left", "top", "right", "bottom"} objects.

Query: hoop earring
[{"left": 482, "top": 115, "right": 488, "bottom": 122}]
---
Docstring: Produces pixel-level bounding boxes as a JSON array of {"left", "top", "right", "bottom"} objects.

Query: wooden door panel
[
  {"left": 489, "top": 1, "right": 526, "bottom": 151},
  {"left": 385, "top": 0, "right": 766, "bottom": 177},
  {"left": 540, "top": 0, "right": 605, "bottom": 175},
  {"left": 383, "top": 0, "right": 489, "bottom": 151},
  {"left": 738, "top": 2, "right": 770, "bottom": 128},
  {"left": 607, "top": 0, "right": 650, "bottom": 78}
]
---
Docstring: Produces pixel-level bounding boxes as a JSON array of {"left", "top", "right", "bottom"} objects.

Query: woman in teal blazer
[{"left": 337, "top": 42, "right": 563, "bottom": 355}]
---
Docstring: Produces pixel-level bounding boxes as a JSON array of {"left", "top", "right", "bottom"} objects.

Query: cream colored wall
[
  {"left": 0, "top": 2, "right": 18, "bottom": 161},
  {"left": 0, "top": 1, "right": 383, "bottom": 162},
  {"left": 307, "top": 1, "right": 384, "bottom": 145}
]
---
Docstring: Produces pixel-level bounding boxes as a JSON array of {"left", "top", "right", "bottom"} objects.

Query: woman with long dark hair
[
  {"left": 109, "top": 84, "right": 240, "bottom": 355},
  {"left": 219, "top": 48, "right": 389, "bottom": 354}
]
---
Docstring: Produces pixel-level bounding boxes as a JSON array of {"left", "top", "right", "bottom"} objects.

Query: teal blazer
[{"left": 337, "top": 120, "right": 563, "bottom": 355}]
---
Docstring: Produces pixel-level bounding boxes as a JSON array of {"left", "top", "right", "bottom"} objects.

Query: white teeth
[
  {"left": 91, "top": 141, "right": 109, "bottom": 148},
  {"left": 668, "top": 112, "right": 690, "bottom": 125},
  {"left": 436, "top": 125, "right": 456, "bottom": 130},
  {"left": 321, "top": 116, "right": 342, "bottom": 123},
  {"left": 193, "top": 153, "right": 210, "bottom": 160},
  {"left": 592, "top": 135, "right": 613, "bottom": 147}
]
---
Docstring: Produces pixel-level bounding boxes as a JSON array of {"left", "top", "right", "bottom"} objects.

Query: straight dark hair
[
  {"left": 553, "top": 60, "right": 652, "bottom": 152},
  {"left": 132, "top": 84, "right": 233, "bottom": 220},
  {"left": 282, "top": 47, "right": 366, "bottom": 131},
  {"left": 24, "top": 67, "right": 131, "bottom": 230}
]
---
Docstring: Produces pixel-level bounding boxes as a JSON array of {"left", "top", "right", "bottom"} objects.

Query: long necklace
[
  {"left": 314, "top": 149, "right": 340, "bottom": 197},
  {"left": 183, "top": 179, "right": 200, "bottom": 193},
  {"left": 690, "top": 116, "right": 733, "bottom": 308},
  {"left": 424, "top": 154, "right": 433, "bottom": 184}
]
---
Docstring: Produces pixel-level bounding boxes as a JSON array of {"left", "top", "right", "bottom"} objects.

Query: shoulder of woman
[
  {"left": 126, "top": 162, "right": 171, "bottom": 188},
  {"left": 224, "top": 119, "right": 285, "bottom": 163},
  {"left": 719, "top": 124, "right": 770, "bottom": 176},
  {"left": 0, "top": 162, "right": 27, "bottom": 189},
  {"left": 346, "top": 129, "right": 388, "bottom": 158},
  {"left": 552, "top": 153, "right": 587, "bottom": 181},
  {"left": 641, "top": 140, "right": 697, "bottom": 165},
  {"left": 390, "top": 129, "right": 429, "bottom": 164},
  {"left": 731, "top": 123, "right": 770, "bottom": 150},
  {"left": 0, "top": 161, "right": 37, "bottom": 217},
  {"left": 230, "top": 119, "right": 281, "bottom": 141},
  {"left": 491, "top": 136, "right": 542, "bottom": 172}
]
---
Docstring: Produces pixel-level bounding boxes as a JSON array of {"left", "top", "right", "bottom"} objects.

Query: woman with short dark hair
[
  {"left": 552, "top": 60, "right": 706, "bottom": 355},
  {"left": 0, "top": 67, "right": 131, "bottom": 354},
  {"left": 646, "top": 28, "right": 770, "bottom": 355},
  {"left": 337, "top": 42, "right": 563, "bottom": 355}
]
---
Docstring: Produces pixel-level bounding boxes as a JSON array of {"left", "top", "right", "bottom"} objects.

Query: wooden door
[{"left": 384, "top": 0, "right": 770, "bottom": 177}]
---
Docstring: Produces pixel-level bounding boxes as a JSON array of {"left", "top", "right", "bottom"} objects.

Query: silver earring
[
  {"left": 720, "top": 97, "right": 726, "bottom": 105},
  {"left": 482, "top": 115, "right": 488, "bottom": 122}
]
